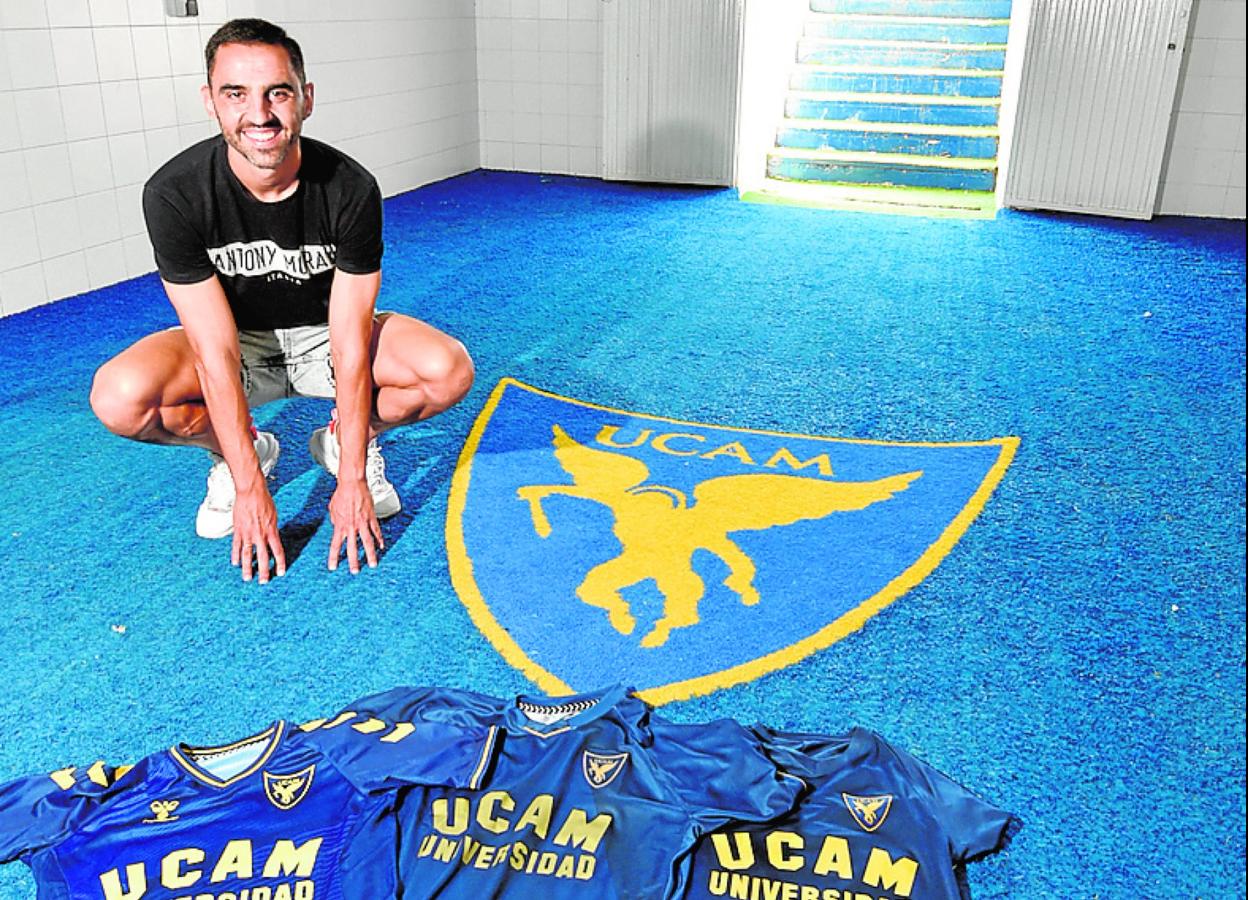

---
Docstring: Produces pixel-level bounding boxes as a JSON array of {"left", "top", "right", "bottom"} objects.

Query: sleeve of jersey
[
  {"left": 142, "top": 185, "right": 216, "bottom": 285},
  {"left": 344, "top": 685, "right": 505, "bottom": 729},
  {"left": 333, "top": 178, "right": 383, "bottom": 275},
  {"left": 304, "top": 716, "right": 497, "bottom": 794},
  {"left": 0, "top": 769, "right": 100, "bottom": 863},
  {"left": 651, "top": 718, "right": 803, "bottom": 829},
  {"left": 890, "top": 743, "right": 1020, "bottom": 862}
]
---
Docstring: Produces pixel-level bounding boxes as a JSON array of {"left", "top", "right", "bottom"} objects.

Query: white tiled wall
[
  {"left": 476, "top": 0, "right": 602, "bottom": 177},
  {"left": 0, "top": 0, "right": 479, "bottom": 316},
  {"left": 293, "top": 1, "right": 479, "bottom": 199},
  {"left": 1157, "top": 0, "right": 1247, "bottom": 218}
]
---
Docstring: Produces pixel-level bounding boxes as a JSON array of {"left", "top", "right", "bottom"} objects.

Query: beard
[{"left": 223, "top": 119, "right": 299, "bottom": 170}]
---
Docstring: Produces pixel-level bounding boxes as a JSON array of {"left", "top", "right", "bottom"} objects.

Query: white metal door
[
  {"left": 1003, "top": 0, "right": 1192, "bottom": 219},
  {"left": 601, "top": 0, "right": 745, "bottom": 185}
]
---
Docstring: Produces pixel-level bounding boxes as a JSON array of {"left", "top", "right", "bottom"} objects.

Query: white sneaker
[
  {"left": 195, "top": 431, "right": 281, "bottom": 539},
  {"left": 308, "top": 417, "right": 401, "bottom": 519}
]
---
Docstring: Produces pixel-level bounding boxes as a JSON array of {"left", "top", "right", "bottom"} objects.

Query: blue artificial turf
[{"left": 0, "top": 171, "right": 1243, "bottom": 896}]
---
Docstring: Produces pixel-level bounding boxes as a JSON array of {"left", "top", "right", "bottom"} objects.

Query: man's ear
[
  {"left": 200, "top": 84, "right": 218, "bottom": 120},
  {"left": 302, "top": 81, "right": 315, "bottom": 119}
]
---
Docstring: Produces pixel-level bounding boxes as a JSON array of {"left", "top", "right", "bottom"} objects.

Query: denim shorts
[{"left": 237, "top": 324, "right": 337, "bottom": 406}]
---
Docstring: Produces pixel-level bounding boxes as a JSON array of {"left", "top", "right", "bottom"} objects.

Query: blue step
[
  {"left": 798, "top": 39, "right": 1006, "bottom": 69},
  {"left": 747, "top": 179, "right": 999, "bottom": 219},
  {"left": 790, "top": 68, "right": 1002, "bottom": 97},
  {"left": 805, "top": 19, "right": 1010, "bottom": 44},
  {"left": 768, "top": 153, "right": 997, "bottom": 191},
  {"left": 776, "top": 124, "right": 999, "bottom": 159},
  {"left": 812, "top": 0, "right": 1013, "bottom": 16},
  {"left": 785, "top": 96, "right": 999, "bottom": 126}
]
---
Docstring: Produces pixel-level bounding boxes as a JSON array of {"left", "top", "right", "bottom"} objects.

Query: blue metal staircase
[{"left": 751, "top": 0, "right": 1013, "bottom": 217}]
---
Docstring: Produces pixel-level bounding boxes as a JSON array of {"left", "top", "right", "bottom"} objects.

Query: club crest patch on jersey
[
  {"left": 583, "top": 751, "right": 628, "bottom": 789},
  {"left": 447, "top": 379, "right": 1018, "bottom": 704},
  {"left": 843, "top": 792, "right": 894, "bottom": 832},
  {"left": 263, "top": 765, "right": 315, "bottom": 810}
]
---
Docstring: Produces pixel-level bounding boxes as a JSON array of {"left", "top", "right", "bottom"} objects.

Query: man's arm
[
  {"left": 164, "top": 277, "right": 285, "bottom": 583},
  {"left": 326, "top": 268, "right": 383, "bottom": 573}
]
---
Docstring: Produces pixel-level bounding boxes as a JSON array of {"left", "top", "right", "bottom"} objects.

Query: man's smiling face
[{"left": 202, "top": 41, "right": 313, "bottom": 172}]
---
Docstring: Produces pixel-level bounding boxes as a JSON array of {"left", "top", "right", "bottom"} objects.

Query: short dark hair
[{"left": 205, "top": 18, "right": 306, "bottom": 85}]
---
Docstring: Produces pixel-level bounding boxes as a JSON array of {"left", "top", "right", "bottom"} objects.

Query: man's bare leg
[
  {"left": 368, "top": 312, "right": 475, "bottom": 433},
  {"left": 89, "top": 329, "right": 222, "bottom": 453},
  {"left": 89, "top": 329, "right": 280, "bottom": 543}
]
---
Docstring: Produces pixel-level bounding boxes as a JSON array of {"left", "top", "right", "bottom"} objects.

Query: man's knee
[
  {"left": 441, "top": 339, "right": 475, "bottom": 407},
  {"left": 420, "top": 338, "right": 475, "bottom": 414},
  {"left": 89, "top": 361, "right": 153, "bottom": 438}
]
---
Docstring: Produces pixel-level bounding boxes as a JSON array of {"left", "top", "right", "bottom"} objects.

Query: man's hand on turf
[
  {"left": 328, "top": 478, "right": 383, "bottom": 574},
  {"left": 231, "top": 485, "right": 286, "bottom": 583}
]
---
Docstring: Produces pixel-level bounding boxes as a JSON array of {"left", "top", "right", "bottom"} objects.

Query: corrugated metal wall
[
  {"left": 1003, "top": 0, "right": 1192, "bottom": 219},
  {"left": 602, "top": 0, "right": 744, "bottom": 185}
]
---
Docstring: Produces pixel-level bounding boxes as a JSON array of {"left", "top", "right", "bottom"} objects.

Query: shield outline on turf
[{"left": 446, "top": 378, "right": 1018, "bottom": 706}]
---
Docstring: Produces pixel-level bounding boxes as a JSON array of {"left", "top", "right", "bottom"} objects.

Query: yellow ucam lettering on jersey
[
  {"left": 97, "top": 838, "right": 321, "bottom": 900},
  {"left": 416, "top": 792, "right": 612, "bottom": 882},
  {"left": 702, "top": 831, "right": 918, "bottom": 900}
]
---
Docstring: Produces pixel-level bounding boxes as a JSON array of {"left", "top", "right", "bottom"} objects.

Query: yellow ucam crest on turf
[{"left": 447, "top": 379, "right": 1018, "bottom": 704}]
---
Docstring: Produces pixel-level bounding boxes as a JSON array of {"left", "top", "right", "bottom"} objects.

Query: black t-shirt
[{"left": 142, "top": 135, "right": 383, "bottom": 330}]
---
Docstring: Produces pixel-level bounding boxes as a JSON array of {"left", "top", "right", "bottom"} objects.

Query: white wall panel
[
  {"left": 48, "top": 1, "right": 93, "bottom": 29},
  {"left": 84, "top": 240, "right": 128, "bottom": 289},
  {"left": 43, "top": 250, "right": 90, "bottom": 300},
  {"left": 1005, "top": 0, "right": 1193, "bottom": 219},
  {"left": 1156, "top": 0, "right": 1246, "bottom": 218},
  {"left": 0, "top": 152, "right": 30, "bottom": 212},
  {"left": 34, "top": 198, "right": 84, "bottom": 259},
  {"left": 51, "top": 29, "right": 100, "bottom": 84},
  {"left": 475, "top": 0, "right": 602, "bottom": 177},
  {"left": 68, "top": 138, "right": 116, "bottom": 195},
  {"left": 139, "top": 79, "right": 179, "bottom": 130},
  {"left": 76, "top": 190, "right": 122, "bottom": 248},
  {"left": 0, "top": 93, "right": 20, "bottom": 150},
  {"left": 602, "top": 0, "right": 744, "bottom": 185},
  {"left": 5, "top": 30, "right": 58, "bottom": 89},
  {"left": 0, "top": 263, "right": 47, "bottom": 314},
  {"left": 14, "top": 87, "right": 68, "bottom": 146},
  {"left": 0, "top": 209, "right": 41, "bottom": 272}
]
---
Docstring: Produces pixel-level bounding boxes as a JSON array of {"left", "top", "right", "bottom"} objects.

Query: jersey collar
[
  {"left": 751, "top": 725, "right": 875, "bottom": 781},
  {"left": 169, "top": 720, "right": 287, "bottom": 788},
  {"left": 503, "top": 684, "right": 634, "bottom": 739}
]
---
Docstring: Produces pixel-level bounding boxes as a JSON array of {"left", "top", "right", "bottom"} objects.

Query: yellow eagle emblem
[
  {"left": 263, "top": 765, "right": 316, "bottom": 810},
  {"left": 518, "top": 424, "right": 922, "bottom": 648},
  {"left": 582, "top": 751, "right": 628, "bottom": 789},
  {"left": 842, "top": 792, "right": 894, "bottom": 832}
]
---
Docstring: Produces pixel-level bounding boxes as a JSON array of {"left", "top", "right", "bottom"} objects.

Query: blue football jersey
[
  {"left": 686, "top": 726, "right": 1019, "bottom": 900},
  {"left": 343, "top": 684, "right": 805, "bottom": 899},
  {"left": 0, "top": 714, "right": 498, "bottom": 899}
]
